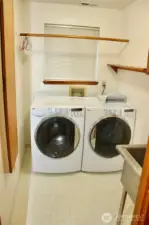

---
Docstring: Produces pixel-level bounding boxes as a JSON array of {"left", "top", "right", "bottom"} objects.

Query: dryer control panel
[
  {"left": 104, "top": 108, "right": 135, "bottom": 118},
  {"left": 123, "top": 108, "right": 135, "bottom": 118},
  {"left": 104, "top": 109, "right": 121, "bottom": 117}
]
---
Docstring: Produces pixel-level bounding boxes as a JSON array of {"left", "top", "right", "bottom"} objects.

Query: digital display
[
  {"left": 71, "top": 108, "right": 83, "bottom": 112},
  {"left": 125, "top": 109, "right": 134, "bottom": 112}
]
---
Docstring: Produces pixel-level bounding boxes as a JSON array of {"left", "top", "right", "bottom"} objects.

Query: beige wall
[{"left": 118, "top": 0, "right": 149, "bottom": 144}]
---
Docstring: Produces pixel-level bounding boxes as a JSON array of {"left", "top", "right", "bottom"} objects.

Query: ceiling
[{"left": 31, "top": 0, "right": 137, "bottom": 9}]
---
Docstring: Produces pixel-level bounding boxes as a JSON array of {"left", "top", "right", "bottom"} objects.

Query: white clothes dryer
[{"left": 82, "top": 103, "right": 136, "bottom": 172}]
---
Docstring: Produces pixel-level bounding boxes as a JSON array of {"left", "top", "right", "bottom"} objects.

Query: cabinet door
[
  {"left": 0, "top": 38, "right": 9, "bottom": 173},
  {"left": 0, "top": 0, "right": 18, "bottom": 172}
]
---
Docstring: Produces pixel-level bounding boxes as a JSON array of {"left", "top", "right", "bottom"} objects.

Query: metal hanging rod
[{"left": 20, "top": 33, "right": 129, "bottom": 43}]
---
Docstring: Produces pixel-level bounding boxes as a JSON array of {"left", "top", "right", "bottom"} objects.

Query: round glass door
[
  {"left": 90, "top": 117, "right": 131, "bottom": 158},
  {"left": 35, "top": 117, "right": 80, "bottom": 158}
]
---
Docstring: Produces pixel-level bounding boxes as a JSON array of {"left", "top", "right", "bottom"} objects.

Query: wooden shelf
[
  {"left": 108, "top": 64, "right": 147, "bottom": 74},
  {"left": 20, "top": 33, "right": 129, "bottom": 43},
  {"left": 43, "top": 80, "right": 98, "bottom": 85}
]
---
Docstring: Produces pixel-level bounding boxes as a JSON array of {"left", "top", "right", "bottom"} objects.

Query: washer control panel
[
  {"left": 31, "top": 108, "right": 68, "bottom": 117},
  {"left": 71, "top": 108, "right": 84, "bottom": 117},
  {"left": 31, "top": 107, "right": 84, "bottom": 117}
]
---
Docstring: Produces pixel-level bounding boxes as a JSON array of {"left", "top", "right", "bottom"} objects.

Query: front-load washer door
[
  {"left": 90, "top": 117, "right": 131, "bottom": 158},
  {"left": 35, "top": 116, "right": 80, "bottom": 159}
]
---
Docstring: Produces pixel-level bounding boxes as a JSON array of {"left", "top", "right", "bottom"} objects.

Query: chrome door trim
[
  {"left": 88, "top": 115, "right": 132, "bottom": 153},
  {"left": 34, "top": 114, "right": 81, "bottom": 154}
]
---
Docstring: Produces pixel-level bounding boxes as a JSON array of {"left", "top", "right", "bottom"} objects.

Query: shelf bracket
[
  {"left": 109, "top": 65, "right": 118, "bottom": 73},
  {"left": 108, "top": 64, "right": 147, "bottom": 74}
]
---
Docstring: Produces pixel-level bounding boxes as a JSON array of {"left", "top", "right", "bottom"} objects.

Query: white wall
[
  {"left": 30, "top": 2, "right": 123, "bottom": 95},
  {"left": 0, "top": 0, "right": 29, "bottom": 224},
  {"left": 118, "top": 0, "right": 149, "bottom": 144},
  {"left": 24, "top": 2, "right": 124, "bottom": 143}
]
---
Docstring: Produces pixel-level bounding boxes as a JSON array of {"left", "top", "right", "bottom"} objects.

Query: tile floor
[{"left": 10, "top": 150, "right": 134, "bottom": 225}]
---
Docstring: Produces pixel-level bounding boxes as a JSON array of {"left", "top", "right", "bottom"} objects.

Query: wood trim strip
[
  {"left": 0, "top": 42, "right": 9, "bottom": 173},
  {"left": 146, "top": 50, "right": 149, "bottom": 75},
  {"left": 0, "top": 0, "right": 9, "bottom": 173},
  {"left": 108, "top": 64, "right": 147, "bottom": 74},
  {"left": 1, "top": 0, "right": 18, "bottom": 172},
  {"left": 131, "top": 139, "right": 149, "bottom": 225},
  {"left": 43, "top": 80, "right": 98, "bottom": 85},
  {"left": 20, "top": 33, "right": 129, "bottom": 43}
]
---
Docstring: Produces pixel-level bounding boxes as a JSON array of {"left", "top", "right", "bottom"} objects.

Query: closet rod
[{"left": 20, "top": 33, "right": 129, "bottom": 43}]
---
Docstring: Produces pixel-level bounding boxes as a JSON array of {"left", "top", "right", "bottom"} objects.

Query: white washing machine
[
  {"left": 82, "top": 103, "right": 136, "bottom": 172},
  {"left": 31, "top": 96, "right": 99, "bottom": 173},
  {"left": 31, "top": 96, "right": 85, "bottom": 173}
]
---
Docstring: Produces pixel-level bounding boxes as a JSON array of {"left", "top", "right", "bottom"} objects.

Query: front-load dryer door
[
  {"left": 35, "top": 116, "right": 80, "bottom": 159},
  {"left": 90, "top": 117, "right": 131, "bottom": 158}
]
